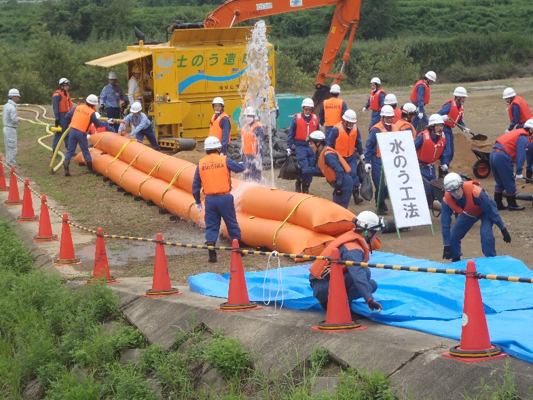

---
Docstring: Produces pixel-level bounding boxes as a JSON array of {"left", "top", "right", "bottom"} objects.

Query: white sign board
[{"left": 376, "top": 130, "right": 432, "bottom": 228}]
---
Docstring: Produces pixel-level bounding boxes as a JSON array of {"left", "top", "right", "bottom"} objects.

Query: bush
[
  {"left": 0, "top": 220, "right": 33, "bottom": 275},
  {"left": 45, "top": 369, "right": 102, "bottom": 400},
  {"left": 103, "top": 363, "right": 159, "bottom": 400},
  {"left": 203, "top": 336, "right": 253, "bottom": 380}
]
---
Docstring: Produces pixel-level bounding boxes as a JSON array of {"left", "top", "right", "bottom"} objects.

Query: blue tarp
[{"left": 189, "top": 253, "right": 533, "bottom": 363}]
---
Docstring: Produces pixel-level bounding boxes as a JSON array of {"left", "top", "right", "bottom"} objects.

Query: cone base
[
  {"left": 216, "top": 302, "right": 263, "bottom": 313},
  {"left": 33, "top": 235, "right": 59, "bottom": 243},
  {"left": 53, "top": 257, "right": 82, "bottom": 266},
  {"left": 17, "top": 216, "right": 39, "bottom": 222},
  {"left": 442, "top": 344, "right": 508, "bottom": 363},
  {"left": 142, "top": 288, "right": 182, "bottom": 298},
  {"left": 4, "top": 200, "right": 23, "bottom": 206},
  {"left": 312, "top": 320, "right": 368, "bottom": 333},
  {"left": 0, "top": 187, "right": 9, "bottom": 192},
  {"left": 86, "top": 277, "right": 119, "bottom": 285}
]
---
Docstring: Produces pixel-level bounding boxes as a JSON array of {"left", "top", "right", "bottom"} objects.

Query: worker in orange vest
[
  {"left": 192, "top": 136, "right": 245, "bottom": 263},
  {"left": 362, "top": 77, "right": 386, "bottom": 131},
  {"left": 396, "top": 103, "right": 418, "bottom": 140},
  {"left": 319, "top": 84, "right": 347, "bottom": 140},
  {"left": 209, "top": 97, "right": 231, "bottom": 155},
  {"left": 309, "top": 211, "right": 384, "bottom": 313},
  {"left": 52, "top": 78, "right": 73, "bottom": 152},
  {"left": 410, "top": 71, "right": 436, "bottom": 129},
  {"left": 241, "top": 107, "right": 264, "bottom": 183},
  {"left": 442, "top": 173, "right": 510, "bottom": 263}
]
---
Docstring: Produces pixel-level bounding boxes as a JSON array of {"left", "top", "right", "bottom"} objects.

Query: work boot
[
  {"left": 507, "top": 195, "right": 525, "bottom": 211},
  {"left": 381, "top": 201, "right": 388, "bottom": 212},
  {"left": 377, "top": 201, "right": 388, "bottom": 216},
  {"left": 494, "top": 192, "right": 507, "bottom": 210},
  {"left": 86, "top": 160, "right": 93, "bottom": 174},
  {"left": 63, "top": 161, "right": 71, "bottom": 177},
  {"left": 527, "top": 170, "right": 533, "bottom": 180},
  {"left": 319, "top": 301, "right": 328, "bottom": 312},
  {"left": 352, "top": 187, "right": 364, "bottom": 205},
  {"left": 207, "top": 242, "right": 217, "bottom": 263},
  {"left": 295, "top": 179, "right": 302, "bottom": 193},
  {"left": 301, "top": 182, "right": 310, "bottom": 194}
]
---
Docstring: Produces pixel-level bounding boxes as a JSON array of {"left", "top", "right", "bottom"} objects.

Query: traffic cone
[
  {"left": 0, "top": 156, "right": 8, "bottom": 192},
  {"left": 33, "top": 195, "right": 58, "bottom": 242},
  {"left": 3, "top": 167, "right": 22, "bottom": 206},
  {"left": 53, "top": 213, "right": 82, "bottom": 265},
  {"left": 143, "top": 233, "right": 182, "bottom": 297},
  {"left": 312, "top": 248, "right": 368, "bottom": 333},
  {"left": 87, "top": 228, "right": 118, "bottom": 284},
  {"left": 442, "top": 260, "right": 507, "bottom": 362},
  {"left": 17, "top": 179, "right": 39, "bottom": 222},
  {"left": 217, "top": 239, "right": 262, "bottom": 312}
]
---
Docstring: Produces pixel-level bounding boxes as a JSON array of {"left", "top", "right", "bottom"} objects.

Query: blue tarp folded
[{"left": 188, "top": 253, "right": 533, "bottom": 363}]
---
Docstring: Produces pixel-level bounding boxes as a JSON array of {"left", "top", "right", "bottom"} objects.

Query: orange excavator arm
[{"left": 204, "top": 0, "right": 362, "bottom": 108}]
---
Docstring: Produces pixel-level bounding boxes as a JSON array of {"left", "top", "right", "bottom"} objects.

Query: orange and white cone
[
  {"left": 143, "top": 233, "right": 181, "bottom": 297},
  {"left": 33, "top": 195, "right": 58, "bottom": 242},
  {"left": 17, "top": 179, "right": 39, "bottom": 222},
  {"left": 0, "top": 156, "right": 9, "bottom": 192},
  {"left": 87, "top": 228, "right": 117, "bottom": 284},
  {"left": 3, "top": 167, "right": 22, "bottom": 206},
  {"left": 53, "top": 213, "right": 82, "bottom": 265}
]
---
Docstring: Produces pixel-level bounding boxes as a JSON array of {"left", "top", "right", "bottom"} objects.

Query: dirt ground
[{"left": 6, "top": 76, "right": 533, "bottom": 284}]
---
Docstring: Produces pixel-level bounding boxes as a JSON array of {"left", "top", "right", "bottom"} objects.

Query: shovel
[{"left": 448, "top": 119, "right": 488, "bottom": 141}]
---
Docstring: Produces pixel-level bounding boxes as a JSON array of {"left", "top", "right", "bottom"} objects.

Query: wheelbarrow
[
  {"left": 423, "top": 177, "right": 445, "bottom": 217},
  {"left": 471, "top": 149, "right": 491, "bottom": 179}
]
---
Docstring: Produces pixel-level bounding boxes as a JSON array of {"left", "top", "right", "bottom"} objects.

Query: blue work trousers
[
  {"left": 331, "top": 175, "right": 353, "bottom": 209},
  {"left": 420, "top": 164, "right": 437, "bottom": 206},
  {"left": 526, "top": 141, "right": 533, "bottom": 173},
  {"left": 295, "top": 141, "right": 314, "bottom": 184},
  {"left": 443, "top": 126, "right": 454, "bottom": 165},
  {"left": 490, "top": 151, "right": 516, "bottom": 195},
  {"left": 65, "top": 129, "right": 91, "bottom": 162},
  {"left": 369, "top": 155, "right": 388, "bottom": 202},
  {"left": 136, "top": 127, "right": 160, "bottom": 151},
  {"left": 204, "top": 194, "right": 241, "bottom": 245},
  {"left": 450, "top": 213, "right": 496, "bottom": 261},
  {"left": 324, "top": 126, "right": 334, "bottom": 142},
  {"left": 243, "top": 154, "right": 262, "bottom": 183},
  {"left": 310, "top": 269, "right": 377, "bottom": 308},
  {"left": 52, "top": 113, "right": 70, "bottom": 152},
  {"left": 106, "top": 107, "right": 121, "bottom": 131},
  {"left": 369, "top": 111, "right": 381, "bottom": 131},
  {"left": 345, "top": 153, "right": 360, "bottom": 187}
]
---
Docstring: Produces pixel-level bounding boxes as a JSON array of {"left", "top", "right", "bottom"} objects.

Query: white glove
[
  {"left": 195, "top": 203, "right": 203, "bottom": 211},
  {"left": 440, "top": 164, "right": 448, "bottom": 172},
  {"left": 441, "top": 115, "right": 449, "bottom": 121},
  {"left": 86, "top": 134, "right": 91, "bottom": 141},
  {"left": 108, "top": 118, "right": 114, "bottom": 123},
  {"left": 505, "top": 129, "right": 510, "bottom": 134},
  {"left": 463, "top": 127, "right": 471, "bottom": 134},
  {"left": 359, "top": 154, "right": 365, "bottom": 162},
  {"left": 362, "top": 107, "right": 367, "bottom": 113},
  {"left": 365, "top": 163, "right": 372, "bottom": 173},
  {"left": 286, "top": 149, "right": 291, "bottom": 156},
  {"left": 418, "top": 112, "right": 424, "bottom": 119},
  {"left": 516, "top": 174, "right": 524, "bottom": 180}
]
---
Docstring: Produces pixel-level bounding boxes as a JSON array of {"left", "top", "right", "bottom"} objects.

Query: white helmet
[
  {"left": 380, "top": 105, "right": 395, "bottom": 117},
  {"left": 443, "top": 172, "right": 463, "bottom": 192},
  {"left": 428, "top": 114, "right": 445, "bottom": 127},
  {"left": 524, "top": 119, "right": 533, "bottom": 130},
  {"left": 302, "top": 98, "right": 314, "bottom": 108},
  {"left": 212, "top": 96, "right": 224, "bottom": 106},
  {"left": 453, "top": 87, "right": 468, "bottom": 97},
  {"left": 308, "top": 130, "right": 326, "bottom": 142},
  {"left": 130, "top": 102, "right": 142, "bottom": 113},
  {"left": 59, "top": 78, "right": 70, "bottom": 86},
  {"left": 330, "top": 84, "right": 341, "bottom": 94},
  {"left": 503, "top": 88, "right": 516, "bottom": 99},
  {"left": 354, "top": 211, "right": 384, "bottom": 232},
  {"left": 402, "top": 103, "right": 417, "bottom": 114},
  {"left": 425, "top": 71, "right": 437, "bottom": 82},
  {"left": 371, "top": 77, "right": 381, "bottom": 85},
  {"left": 342, "top": 109, "right": 357, "bottom": 123},
  {"left": 384, "top": 94, "right": 398, "bottom": 105},
  {"left": 86, "top": 94, "right": 98, "bottom": 105},
  {"left": 8, "top": 88, "right": 20, "bottom": 97},
  {"left": 108, "top": 72, "right": 118, "bottom": 79},
  {"left": 204, "top": 136, "right": 222, "bottom": 150},
  {"left": 95, "top": 112, "right": 101, "bottom": 119},
  {"left": 244, "top": 106, "right": 256, "bottom": 117}
]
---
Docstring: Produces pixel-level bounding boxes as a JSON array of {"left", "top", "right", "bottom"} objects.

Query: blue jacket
[
  {"left": 100, "top": 83, "right": 128, "bottom": 108},
  {"left": 119, "top": 112, "right": 152, "bottom": 137},
  {"left": 287, "top": 114, "right": 313, "bottom": 149},
  {"left": 413, "top": 85, "right": 427, "bottom": 115}
]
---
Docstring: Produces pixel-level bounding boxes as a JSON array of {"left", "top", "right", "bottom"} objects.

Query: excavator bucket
[{"left": 312, "top": 84, "right": 331, "bottom": 115}]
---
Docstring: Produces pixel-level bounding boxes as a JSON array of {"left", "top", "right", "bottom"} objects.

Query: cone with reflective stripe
[
  {"left": 0, "top": 156, "right": 8, "bottom": 192},
  {"left": 143, "top": 232, "right": 181, "bottom": 297},
  {"left": 87, "top": 228, "right": 117, "bottom": 284},
  {"left": 312, "top": 248, "right": 367, "bottom": 333},
  {"left": 442, "top": 260, "right": 507, "bottom": 362},
  {"left": 53, "top": 213, "right": 82, "bottom": 265},
  {"left": 17, "top": 179, "right": 39, "bottom": 222},
  {"left": 33, "top": 195, "right": 58, "bottom": 242},
  {"left": 3, "top": 167, "right": 22, "bottom": 206},
  {"left": 217, "top": 239, "right": 262, "bottom": 312}
]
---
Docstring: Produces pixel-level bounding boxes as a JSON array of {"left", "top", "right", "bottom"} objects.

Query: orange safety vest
[
  {"left": 370, "top": 121, "right": 399, "bottom": 158},
  {"left": 53, "top": 89, "right": 73, "bottom": 114},
  {"left": 70, "top": 104, "right": 95, "bottom": 133},
  {"left": 508, "top": 96, "right": 533, "bottom": 124},
  {"left": 294, "top": 112, "right": 319, "bottom": 141},
  {"left": 198, "top": 154, "right": 231, "bottom": 195},
  {"left": 416, "top": 130, "right": 446, "bottom": 164},
  {"left": 241, "top": 120, "right": 262, "bottom": 155},
  {"left": 333, "top": 122, "right": 358, "bottom": 157},
  {"left": 495, "top": 128, "right": 529, "bottom": 162},
  {"left": 443, "top": 181, "right": 484, "bottom": 218},
  {"left": 393, "top": 108, "right": 402, "bottom": 124},
  {"left": 369, "top": 88, "right": 386, "bottom": 111},
  {"left": 410, "top": 80, "right": 430, "bottom": 105},
  {"left": 442, "top": 99, "right": 464, "bottom": 127},
  {"left": 309, "top": 230, "right": 381, "bottom": 279},
  {"left": 317, "top": 146, "right": 351, "bottom": 183},
  {"left": 396, "top": 119, "right": 417, "bottom": 140},
  {"left": 323, "top": 97, "right": 344, "bottom": 126},
  {"left": 209, "top": 112, "right": 231, "bottom": 143}
]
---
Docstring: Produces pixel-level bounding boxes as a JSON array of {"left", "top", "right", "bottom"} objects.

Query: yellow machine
[{"left": 86, "top": 27, "right": 275, "bottom": 151}]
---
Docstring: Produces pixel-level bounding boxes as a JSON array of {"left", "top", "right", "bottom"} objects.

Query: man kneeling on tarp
[{"left": 309, "top": 211, "right": 384, "bottom": 313}]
